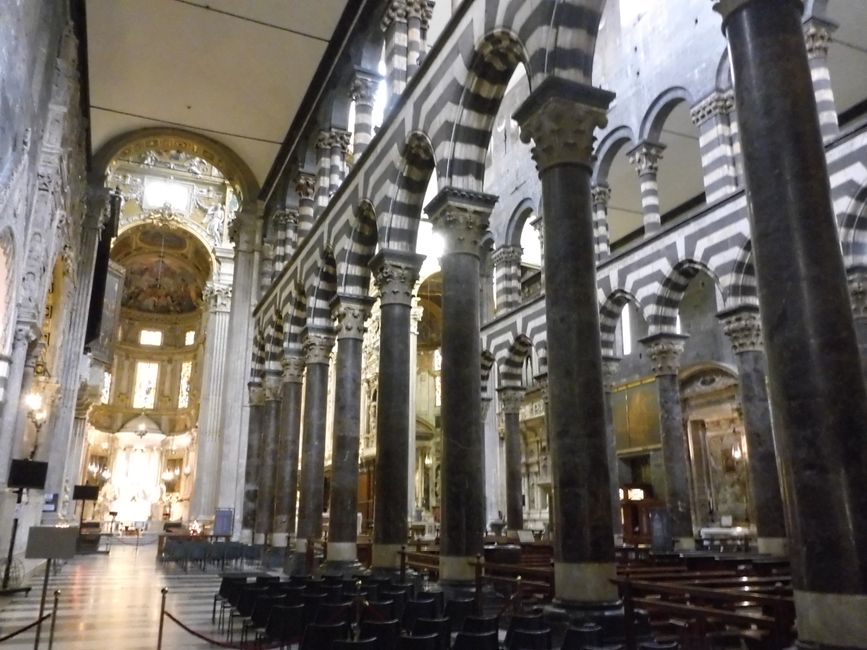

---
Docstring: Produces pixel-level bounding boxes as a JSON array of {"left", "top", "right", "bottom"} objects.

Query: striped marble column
[
  {"left": 295, "top": 173, "right": 316, "bottom": 241},
  {"left": 804, "top": 16, "right": 839, "bottom": 144},
  {"left": 419, "top": 0, "right": 434, "bottom": 60},
  {"left": 284, "top": 209, "right": 300, "bottom": 261},
  {"left": 492, "top": 245, "right": 523, "bottom": 313},
  {"left": 690, "top": 92, "right": 740, "bottom": 202},
  {"left": 350, "top": 70, "right": 380, "bottom": 157},
  {"left": 272, "top": 211, "right": 290, "bottom": 275},
  {"left": 381, "top": 1, "right": 408, "bottom": 107},
  {"left": 628, "top": 141, "right": 666, "bottom": 236},
  {"left": 405, "top": 0, "right": 424, "bottom": 79},
  {"left": 329, "top": 130, "right": 352, "bottom": 196},
  {"left": 258, "top": 242, "right": 275, "bottom": 297},
  {"left": 315, "top": 132, "right": 333, "bottom": 216},
  {"left": 591, "top": 184, "right": 611, "bottom": 261}
]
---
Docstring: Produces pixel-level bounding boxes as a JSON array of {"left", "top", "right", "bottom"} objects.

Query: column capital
[
  {"left": 498, "top": 387, "right": 525, "bottom": 415},
  {"left": 426, "top": 187, "right": 497, "bottom": 257},
  {"left": 13, "top": 321, "right": 40, "bottom": 349},
  {"left": 480, "top": 396, "right": 494, "bottom": 419},
  {"left": 282, "top": 355, "right": 305, "bottom": 384},
  {"left": 302, "top": 328, "right": 336, "bottom": 365},
  {"left": 591, "top": 184, "right": 612, "bottom": 209},
  {"left": 295, "top": 172, "right": 317, "bottom": 200},
  {"left": 203, "top": 282, "right": 232, "bottom": 312},
  {"left": 534, "top": 372, "right": 549, "bottom": 403},
  {"left": 601, "top": 355, "right": 622, "bottom": 391},
  {"left": 248, "top": 382, "right": 265, "bottom": 406},
  {"left": 381, "top": 0, "right": 409, "bottom": 31},
  {"left": 690, "top": 91, "right": 735, "bottom": 126},
  {"left": 410, "top": 298, "right": 424, "bottom": 335},
  {"left": 318, "top": 129, "right": 352, "bottom": 153},
  {"left": 803, "top": 16, "right": 837, "bottom": 59},
  {"left": 513, "top": 78, "right": 614, "bottom": 172},
  {"left": 332, "top": 295, "right": 375, "bottom": 340},
  {"left": 627, "top": 141, "right": 666, "bottom": 176},
  {"left": 491, "top": 245, "right": 523, "bottom": 267},
  {"left": 641, "top": 333, "right": 689, "bottom": 376},
  {"left": 350, "top": 69, "right": 381, "bottom": 105},
  {"left": 847, "top": 267, "right": 867, "bottom": 320},
  {"left": 85, "top": 185, "right": 112, "bottom": 229},
  {"left": 272, "top": 209, "right": 294, "bottom": 227},
  {"left": 263, "top": 374, "right": 283, "bottom": 401},
  {"left": 371, "top": 250, "right": 425, "bottom": 306},
  {"left": 718, "top": 304, "right": 765, "bottom": 352},
  {"left": 228, "top": 208, "right": 260, "bottom": 251}
]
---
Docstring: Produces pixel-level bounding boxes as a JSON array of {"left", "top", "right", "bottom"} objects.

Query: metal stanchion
[
  {"left": 157, "top": 587, "right": 168, "bottom": 650},
  {"left": 33, "top": 558, "right": 52, "bottom": 650},
  {"left": 48, "top": 590, "right": 60, "bottom": 650}
]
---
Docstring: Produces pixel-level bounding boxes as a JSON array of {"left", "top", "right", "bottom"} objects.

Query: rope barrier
[
  {"left": 0, "top": 614, "right": 51, "bottom": 644},
  {"left": 163, "top": 611, "right": 246, "bottom": 648}
]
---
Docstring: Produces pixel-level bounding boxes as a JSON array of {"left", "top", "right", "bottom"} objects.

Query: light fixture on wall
[
  {"left": 731, "top": 441, "right": 743, "bottom": 461},
  {"left": 24, "top": 392, "right": 47, "bottom": 459}
]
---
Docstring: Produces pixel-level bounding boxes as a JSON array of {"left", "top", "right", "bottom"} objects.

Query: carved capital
[
  {"left": 317, "top": 129, "right": 351, "bottom": 153},
  {"left": 203, "top": 282, "right": 232, "bottom": 312},
  {"left": 641, "top": 333, "right": 689, "bottom": 376},
  {"left": 498, "top": 388, "right": 524, "bottom": 415},
  {"left": 381, "top": 0, "right": 409, "bottom": 31},
  {"left": 591, "top": 184, "right": 612, "bottom": 210},
  {"left": 804, "top": 16, "right": 836, "bottom": 59},
  {"left": 534, "top": 373, "right": 549, "bottom": 404},
  {"left": 303, "top": 329, "right": 336, "bottom": 365},
  {"left": 282, "top": 355, "right": 305, "bottom": 384},
  {"left": 295, "top": 173, "right": 317, "bottom": 200},
  {"left": 718, "top": 305, "right": 764, "bottom": 353},
  {"left": 248, "top": 382, "right": 265, "bottom": 406},
  {"left": 426, "top": 187, "right": 496, "bottom": 257},
  {"left": 351, "top": 71, "right": 381, "bottom": 105},
  {"left": 491, "top": 245, "right": 523, "bottom": 268},
  {"left": 228, "top": 209, "right": 259, "bottom": 250},
  {"left": 690, "top": 92, "right": 735, "bottom": 126},
  {"left": 601, "top": 355, "right": 622, "bottom": 391},
  {"left": 513, "top": 79, "right": 613, "bottom": 172},
  {"left": 371, "top": 251, "right": 425, "bottom": 306},
  {"left": 13, "top": 322, "right": 39, "bottom": 349},
  {"left": 332, "top": 295, "right": 375, "bottom": 340},
  {"left": 848, "top": 268, "right": 867, "bottom": 320},
  {"left": 628, "top": 141, "right": 666, "bottom": 176},
  {"left": 711, "top": 0, "right": 754, "bottom": 22},
  {"left": 263, "top": 374, "right": 283, "bottom": 401}
]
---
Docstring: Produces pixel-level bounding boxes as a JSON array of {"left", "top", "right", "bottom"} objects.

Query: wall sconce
[
  {"left": 24, "top": 392, "right": 47, "bottom": 459},
  {"left": 731, "top": 441, "right": 743, "bottom": 461},
  {"left": 182, "top": 465, "right": 192, "bottom": 476}
]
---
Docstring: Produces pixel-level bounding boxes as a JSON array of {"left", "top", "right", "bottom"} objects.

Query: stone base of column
[
  {"left": 674, "top": 536, "right": 696, "bottom": 551},
  {"left": 794, "top": 591, "right": 867, "bottom": 649},
  {"left": 439, "top": 555, "right": 476, "bottom": 583},
  {"left": 272, "top": 532, "right": 289, "bottom": 549},
  {"left": 756, "top": 536, "right": 787, "bottom": 557},
  {"left": 371, "top": 543, "right": 403, "bottom": 570},
  {"left": 239, "top": 529, "right": 253, "bottom": 544},
  {"left": 253, "top": 532, "right": 266, "bottom": 545},
  {"left": 553, "top": 562, "right": 618, "bottom": 603}
]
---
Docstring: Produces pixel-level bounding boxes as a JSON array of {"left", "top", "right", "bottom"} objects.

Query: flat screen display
[
  {"left": 8, "top": 459, "right": 48, "bottom": 490},
  {"left": 72, "top": 484, "right": 100, "bottom": 501}
]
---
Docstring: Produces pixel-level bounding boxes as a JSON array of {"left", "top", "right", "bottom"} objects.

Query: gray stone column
[
  {"left": 492, "top": 246, "right": 523, "bottom": 314},
  {"left": 189, "top": 283, "right": 232, "bottom": 520},
  {"left": 242, "top": 382, "right": 264, "bottom": 544},
  {"left": 514, "top": 78, "right": 617, "bottom": 604},
  {"left": 715, "top": 1, "right": 867, "bottom": 645},
  {"left": 641, "top": 333, "right": 694, "bottom": 550},
  {"left": 295, "top": 328, "right": 335, "bottom": 555},
  {"left": 718, "top": 305, "right": 787, "bottom": 556},
  {"left": 627, "top": 141, "right": 666, "bottom": 236},
  {"left": 370, "top": 250, "right": 424, "bottom": 572},
  {"left": 601, "top": 356, "right": 623, "bottom": 544},
  {"left": 848, "top": 267, "right": 867, "bottom": 383},
  {"left": 273, "top": 356, "right": 304, "bottom": 550},
  {"left": 350, "top": 70, "right": 380, "bottom": 158},
  {"left": 428, "top": 187, "right": 495, "bottom": 584},
  {"left": 217, "top": 207, "right": 260, "bottom": 540},
  {"left": 255, "top": 375, "right": 282, "bottom": 544},
  {"left": 498, "top": 387, "right": 524, "bottom": 531},
  {"left": 324, "top": 295, "right": 374, "bottom": 572}
]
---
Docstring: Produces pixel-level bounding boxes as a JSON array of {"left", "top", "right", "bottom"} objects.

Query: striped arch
[
  {"left": 651, "top": 259, "right": 722, "bottom": 332},
  {"left": 505, "top": 198, "right": 537, "bottom": 248},
  {"left": 481, "top": 350, "right": 496, "bottom": 400},
  {"left": 593, "top": 125, "right": 636, "bottom": 186},
  {"left": 306, "top": 248, "right": 338, "bottom": 330},
  {"left": 263, "top": 311, "right": 284, "bottom": 378},
  {"left": 599, "top": 289, "right": 641, "bottom": 357},
  {"left": 727, "top": 239, "right": 759, "bottom": 307},
  {"left": 337, "top": 200, "right": 378, "bottom": 296},
  {"left": 640, "top": 86, "right": 696, "bottom": 142},
  {"left": 444, "top": 29, "right": 530, "bottom": 191},
  {"left": 498, "top": 334, "right": 533, "bottom": 389},
  {"left": 839, "top": 182, "right": 867, "bottom": 269},
  {"left": 379, "top": 131, "right": 436, "bottom": 253},
  {"left": 284, "top": 287, "right": 307, "bottom": 358}
]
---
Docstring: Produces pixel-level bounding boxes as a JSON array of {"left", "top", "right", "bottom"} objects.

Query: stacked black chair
[
  {"left": 396, "top": 632, "right": 438, "bottom": 650},
  {"left": 241, "top": 593, "right": 284, "bottom": 645},
  {"left": 315, "top": 601, "right": 353, "bottom": 625},
  {"left": 302, "top": 591, "right": 328, "bottom": 625},
  {"left": 402, "top": 598, "right": 437, "bottom": 631},
  {"left": 504, "top": 612, "right": 545, "bottom": 648},
  {"left": 300, "top": 620, "right": 350, "bottom": 650},
  {"left": 462, "top": 614, "right": 499, "bottom": 635},
  {"left": 381, "top": 589, "right": 409, "bottom": 622},
  {"left": 256, "top": 602, "right": 305, "bottom": 650},
  {"left": 411, "top": 617, "right": 450, "bottom": 650},
  {"left": 508, "top": 628, "right": 553, "bottom": 650},
  {"left": 442, "top": 597, "right": 474, "bottom": 632},
  {"left": 363, "top": 599, "right": 396, "bottom": 622},
  {"left": 212, "top": 576, "right": 246, "bottom": 624},
  {"left": 561, "top": 623, "right": 603, "bottom": 650},
  {"left": 638, "top": 642, "right": 679, "bottom": 649},
  {"left": 360, "top": 618, "right": 401, "bottom": 650},
  {"left": 452, "top": 630, "right": 498, "bottom": 650},
  {"left": 277, "top": 582, "right": 307, "bottom": 604},
  {"left": 333, "top": 639, "right": 379, "bottom": 649},
  {"left": 228, "top": 584, "right": 269, "bottom": 641}
]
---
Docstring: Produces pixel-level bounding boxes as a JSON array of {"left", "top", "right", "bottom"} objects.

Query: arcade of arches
[{"left": 1, "top": 1, "right": 867, "bottom": 648}]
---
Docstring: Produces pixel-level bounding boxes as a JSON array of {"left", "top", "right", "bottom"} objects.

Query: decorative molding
[
  {"left": 498, "top": 388, "right": 524, "bottom": 415},
  {"left": 426, "top": 188, "right": 496, "bottom": 257},
  {"left": 601, "top": 355, "right": 622, "bottom": 391},
  {"left": 203, "top": 282, "right": 232, "bottom": 312},
  {"left": 282, "top": 356, "right": 305, "bottom": 384},
  {"left": 803, "top": 16, "right": 836, "bottom": 59},
  {"left": 350, "top": 71, "right": 380, "bottom": 105},
  {"left": 591, "top": 184, "right": 612, "bottom": 209},
  {"left": 371, "top": 251, "right": 424, "bottom": 306},
  {"left": 719, "top": 305, "right": 765, "bottom": 353},
  {"left": 848, "top": 268, "right": 867, "bottom": 320},
  {"left": 248, "top": 383, "right": 265, "bottom": 406},
  {"left": 690, "top": 92, "right": 735, "bottom": 125},
  {"left": 492, "top": 246, "right": 523, "bottom": 267},
  {"left": 263, "top": 375, "right": 282, "bottom": 401},
  {"left": 641, "top": 333, "right": 688, "bottom": 376},
  {"left": 628, "top": 141, "right": 666, "bottom": 176},
  {"left": 381, "top": 0, "right": 409, "bottom": 31},
  {"left": 295, "top": 173, "right": 316, "bottom": 200},
  {"left": 332, "top": 296, "right": 375, "bottom": 340},
  {"left": 303, "top": 329, "right": 336, "bottom": 365}
]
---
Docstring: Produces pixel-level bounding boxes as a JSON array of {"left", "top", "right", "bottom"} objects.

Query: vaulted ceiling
[{"left": 85, "top": 0, "right": 349, "bottom": 187}]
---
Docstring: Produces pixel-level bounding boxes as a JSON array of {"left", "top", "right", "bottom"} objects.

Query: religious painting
[{"left": 121, "top": 255, "right": 203, "bottom": 314}]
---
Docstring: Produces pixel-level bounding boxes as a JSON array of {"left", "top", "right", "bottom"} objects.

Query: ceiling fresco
[{"left": 121, "top": 254, "right": 203, "bottom": 314}]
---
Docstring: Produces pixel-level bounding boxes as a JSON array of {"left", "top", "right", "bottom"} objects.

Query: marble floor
[{"left": 0, "top": 535, "right": 236, "bottom": 650}]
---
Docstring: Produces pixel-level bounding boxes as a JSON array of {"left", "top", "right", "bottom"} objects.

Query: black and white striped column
[
  {"left": 690, "top": 93, "right": 740, "bottom": 202},
  {"left": 329, "top": 130, "right": 351, "bottom": 196},
  {"left": 350, "top": 70, "right": 380, "bottom": 157},
  {"left": 627, "top": 141, "right": 666, "bottom": 236},
  {"left": 315, "top": 132, "right": 333, "bottom": 216},
  {"left": 591, "top": 184, "right": 611, "bottom": 261},
  {"left": 804, "top": 16, "right": 839, "bottom": 144},
  {"left": 272, "top": 211, "right": 290, "bottom": 275},
  {"left": 492, "top": 245, "right": 522, "bottom": 313},
  {"left": 258, "top": 242, "right": 275, "bottom": 297},
  {"left": 381, "top": 1, "right": 408, "bottom": 107},
  {"left": 405, "top": 0, "right": 424, "bottom": 79},
  {"left": 295, "top": 173, "right": 316, "bottom": 241},
  {"left": 718, "top": 305, "right": 787, "bottom": 556}
]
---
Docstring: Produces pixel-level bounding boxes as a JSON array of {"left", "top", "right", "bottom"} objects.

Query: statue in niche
[{"left": 203, "top": 204, "right": 226, "bottom": 245}]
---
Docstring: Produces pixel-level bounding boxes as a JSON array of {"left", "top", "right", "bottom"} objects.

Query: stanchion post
[
  {"left": 515, "top": 576, "right": 523, "bottom": 614},
  {"left": 48, "top": 590, "right": 60, "bottom": 650},
  {"left": 474, "top": 553, "right": 483, "bottom": 615},
  {"left": 157, "top": 587, "right": 168, "bottom": 650},
  {"left": 33, "top": 557, "right": 51, "bottom": 650},
  {"left": 305, "top": 538, "right": 314, "bottom": 574},
  {"left": 623, "top": 579, "right": 635, "bottom": 650},
  {"left": 399, "top": 545, "right": 406, "bottom": 583}
]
